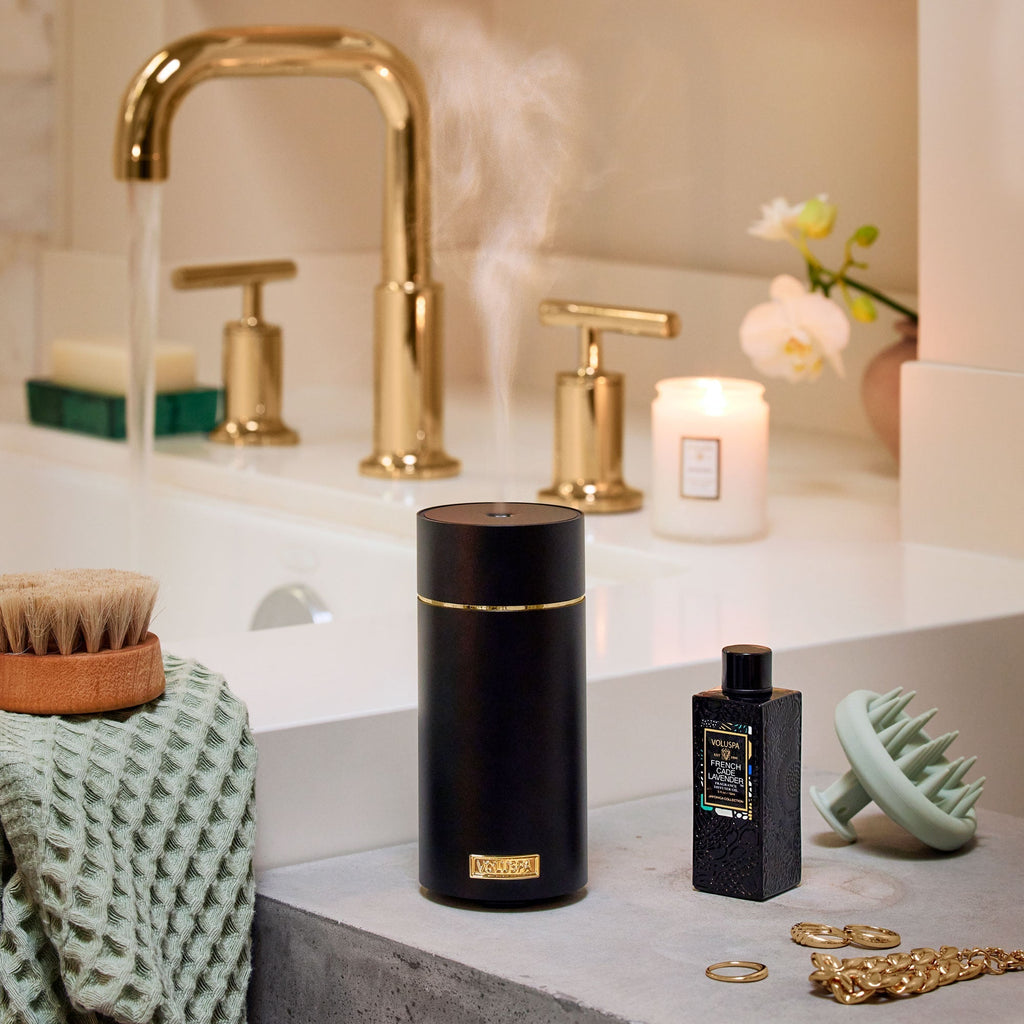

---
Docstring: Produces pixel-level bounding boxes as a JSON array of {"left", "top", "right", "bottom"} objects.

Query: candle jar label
[{"left": 679, "top": 437, "right": 720, "bottom": 499}]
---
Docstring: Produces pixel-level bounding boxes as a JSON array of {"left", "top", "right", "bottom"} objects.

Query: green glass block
[{"left": 26, "top": 380, "right": 222, "bottom": 439}]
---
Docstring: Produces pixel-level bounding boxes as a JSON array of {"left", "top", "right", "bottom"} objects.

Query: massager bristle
[
  {"left": 810, "top": 687, "right": 983, "bottom": 852},
  {"left": 0, "top": 570, "right": 159, "bottom": 656},
  {"left": 867, "top": 688, "right": 916, "bottom": 728},
  {"left": 877, "top": 707, "right": 938, "bottom": 753}
]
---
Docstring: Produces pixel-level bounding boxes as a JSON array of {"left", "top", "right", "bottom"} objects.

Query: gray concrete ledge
[
  {"left": 251, "top": 779, "right": 1024, "bottom": 1023},
  {"left": 250, "top": 898, "right": 628, "bottom": 1023}
]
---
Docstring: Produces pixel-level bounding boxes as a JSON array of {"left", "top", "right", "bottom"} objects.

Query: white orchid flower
[
  {"left": 747, "top": 197, "right": 806, "bottom": 241},
  {"left": 740, "top": 275, "right": 850, "bottom": 382}
]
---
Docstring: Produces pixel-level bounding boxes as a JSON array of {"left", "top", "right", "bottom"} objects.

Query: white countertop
[
  {"left": 4, "top": 390, "right": 1024, "bottom": 868},
  {"left": 143, "top": 387, "right": 1024, "bottom": 661}
]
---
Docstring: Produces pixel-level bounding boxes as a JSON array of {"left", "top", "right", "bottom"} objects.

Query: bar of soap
[
  {"left": 26, "top": 379, "right": 221, "bottom": 439},
  {"left": 50, "top": 337, "right": 197, "bottom": 395}
]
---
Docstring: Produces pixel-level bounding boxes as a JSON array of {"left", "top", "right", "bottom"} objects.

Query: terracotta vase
[{"left": 860, "top": 319, "right": 918, "bottom": 462}]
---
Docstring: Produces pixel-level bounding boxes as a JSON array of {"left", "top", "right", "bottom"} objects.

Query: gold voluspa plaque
[{"left": 468, "top": 854, "right": 541, "bottom": 880}]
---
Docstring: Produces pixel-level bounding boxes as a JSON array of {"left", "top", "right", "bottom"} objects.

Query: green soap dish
[
  {"left": 26, "top": 379, "right": 222, "bottom": 440},
  {"left": 810, "top": 687, "right": 983, "bottom": 852}
]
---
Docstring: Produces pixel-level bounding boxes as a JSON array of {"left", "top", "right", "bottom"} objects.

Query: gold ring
[
  {"left": 790, "top": 922, "right": 848, "bottom": 949},
  {"left": 844, "top": 924, "right": 901, "bottom": 950},
  {"left": 705, "top": 961, "right": 769, "bottom": 983}
]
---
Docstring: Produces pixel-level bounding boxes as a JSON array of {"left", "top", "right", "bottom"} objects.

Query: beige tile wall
[{"left": 0, "top": 0, "right": 54, "bottom": 405}]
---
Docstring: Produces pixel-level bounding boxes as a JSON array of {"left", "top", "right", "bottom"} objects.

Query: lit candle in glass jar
[{"left": 651, "top": 377, "right": 769, "bottom": 541}]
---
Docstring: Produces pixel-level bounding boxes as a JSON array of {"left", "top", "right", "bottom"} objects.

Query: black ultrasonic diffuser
[{"left": 417, "top": 502, "right": 587, "bottom": 904}]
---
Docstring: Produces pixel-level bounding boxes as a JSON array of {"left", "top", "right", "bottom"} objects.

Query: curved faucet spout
[{"left": 115, "top": 26, "right": 460, "bottom": 478}]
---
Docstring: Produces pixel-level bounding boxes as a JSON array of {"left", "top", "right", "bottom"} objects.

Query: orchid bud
[
  {"left": 849, "top": 294, "right": 877, "bottom": 323},
  {"left": 797, "top": 197, "right": 838, "bottom": 239},
  {"left": 853, "top": 225, "right": 879, "bottom": 247}
]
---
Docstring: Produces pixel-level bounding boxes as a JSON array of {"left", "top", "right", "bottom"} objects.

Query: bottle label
[
  {"left": 468, "top": 854, "right": 540, "bottom": 880},
  {"left": 680, "top": 437, "right": 721, "bottom": 499},
  {"left": 702, "top": 727, "right": 751, "bottom": 813}
]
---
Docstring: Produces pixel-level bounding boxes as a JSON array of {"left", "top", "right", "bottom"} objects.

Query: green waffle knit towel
[{"left": 0, "top": 654, "right": 257, "bottom": 1024}]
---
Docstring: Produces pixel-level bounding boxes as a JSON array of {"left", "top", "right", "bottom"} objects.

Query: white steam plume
[{"left": 416, "top": 12, "right": 579, "bottom": 491}]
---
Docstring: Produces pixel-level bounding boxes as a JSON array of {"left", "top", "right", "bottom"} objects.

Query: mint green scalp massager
[{"left": 811, "top": 687, "right": 983, "bottom": 852}]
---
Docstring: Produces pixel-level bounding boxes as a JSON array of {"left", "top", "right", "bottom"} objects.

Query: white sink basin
[
  {"left": 0, "top": 447, "right": 417, "bottom": 641},
  {"left": 0, "top": 444, "right": 685, "bottom": 640},
  {"left": 4, "top": 413, "right": 1024, "bottom": 870}
]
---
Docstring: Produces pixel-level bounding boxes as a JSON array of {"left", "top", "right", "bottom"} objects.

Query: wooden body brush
[{"left": 0, "top": 569, "right": 164, "bottom": 714}]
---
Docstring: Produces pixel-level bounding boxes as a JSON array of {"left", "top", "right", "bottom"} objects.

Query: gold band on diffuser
[{"left": 417, "top": 595, "right": 585, "bottom": 613}]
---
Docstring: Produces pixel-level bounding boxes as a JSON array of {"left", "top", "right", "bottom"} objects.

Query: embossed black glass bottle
[
  {"left": 692, "top": 644, "right": 801, "bottom": 901},
  {"left": 417, "top": 502, "right": 587, "bottom": 904}
]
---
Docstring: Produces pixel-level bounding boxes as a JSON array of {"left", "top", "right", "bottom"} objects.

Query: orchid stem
[
  {"left": 788, "top": 225, "right": 917, "bottom": 322},
  {"left": 840, "top": 276, "right": 918, "bottom": 322}
]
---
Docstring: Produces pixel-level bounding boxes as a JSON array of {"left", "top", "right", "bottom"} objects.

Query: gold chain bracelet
[{"left": 809, "top": 945, "right": 1024, "bottom": 1004}]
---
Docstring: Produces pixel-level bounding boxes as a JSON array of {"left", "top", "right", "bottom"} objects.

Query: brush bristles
[{"left": 0, "top": 570, "right": 159, "bottom": 656}]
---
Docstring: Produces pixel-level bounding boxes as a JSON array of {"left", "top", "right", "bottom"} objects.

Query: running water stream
[{"left": 126, "top": 182, "right": 163, "bottom": 569}]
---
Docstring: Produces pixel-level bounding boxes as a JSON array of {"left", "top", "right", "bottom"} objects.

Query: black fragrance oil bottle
[
  {"left": 417, "top": 502, "right": 587, "bottom": 904},
  {"left": 692, "top": 644, "right": 801, "bottom": 901}
]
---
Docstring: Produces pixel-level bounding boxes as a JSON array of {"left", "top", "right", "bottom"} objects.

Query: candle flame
[{"left": 699, "top": 378, "right": 727, "bottom": 415}]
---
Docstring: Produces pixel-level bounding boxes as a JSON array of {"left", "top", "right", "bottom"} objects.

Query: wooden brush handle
[{"left": 0, "top": 633, "right": 165, "bottom": 715}]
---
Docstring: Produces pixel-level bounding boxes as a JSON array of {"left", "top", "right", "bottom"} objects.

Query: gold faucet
[{"left": 114, "top": 26, "right": 460, "bottom": 479}]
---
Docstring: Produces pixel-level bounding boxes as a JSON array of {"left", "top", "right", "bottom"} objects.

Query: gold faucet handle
[
  {"left": 171, "top": 259, "right": 297, "bottom": 320},
  {"left": 539, "top": 299, "right": 680, "bottom": 372},
  {"left": 171, "top": 259, "right": 299, "bottom": 447},
  {"left": 537, "top": 299, "right": 681, "bottom": 514}
]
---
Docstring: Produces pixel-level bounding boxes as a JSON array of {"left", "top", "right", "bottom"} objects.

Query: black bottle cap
[
  {"left": 417, "top": 502, "right": 584, "bottom": 607},
  {"left": 721, "top": 644, "right": 773, "bottom": 696}
]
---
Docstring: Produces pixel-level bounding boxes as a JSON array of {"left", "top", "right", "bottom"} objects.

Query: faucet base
[
  {"left": 365, "top": 282, "right": 459, "bottom": 480},
  {"left": 210, "top": 419, "right": 299, "bottom": 446},
  {"left": 538, "top": 480, "right": 643, "bottom": 514},
  {"left": 360, "top": 450, "right": 460, "bottom": 480}
]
